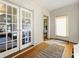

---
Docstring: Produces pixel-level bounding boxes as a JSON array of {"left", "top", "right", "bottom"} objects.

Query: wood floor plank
[{"left": 62, "top": 43, "right": 74, "bottom": 58}]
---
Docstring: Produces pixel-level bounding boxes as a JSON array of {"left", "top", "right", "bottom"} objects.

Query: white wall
[
  {"left": 74, "top": 4, "right": 79, "bottom": 58},
  {"left": 74, "top": 44, "right": 79, "bottom": 58},
  {"left": 50, "top": 3, "right": 79, "bottom": 43},
  {"left": 4, "top": 0, "right": 50, "bottom": 45}
]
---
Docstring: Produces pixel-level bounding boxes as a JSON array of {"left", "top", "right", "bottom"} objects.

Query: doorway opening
[{"left": 43, "top": 16, "right": 48, "bottom": 41}]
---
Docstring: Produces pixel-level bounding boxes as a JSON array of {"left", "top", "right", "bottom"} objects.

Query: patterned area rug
[{"left": 35, "top": 44, "right": 65, "bottom": 58}]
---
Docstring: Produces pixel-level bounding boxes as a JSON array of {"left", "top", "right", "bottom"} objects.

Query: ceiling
[{"left": 29, "top": 0, "right": 78, "bottom": 11}]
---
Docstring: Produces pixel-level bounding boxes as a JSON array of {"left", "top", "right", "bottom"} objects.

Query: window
[{"left": 55, "top": 16, "right": 68, "bottom": 37}]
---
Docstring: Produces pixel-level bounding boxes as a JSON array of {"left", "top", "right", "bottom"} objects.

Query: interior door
[
  {"left": 0, "top": 1, "right": 19, "bottom": 57},
  {"left": 20, "top": 8, "right": 33, "bottom": 50}
]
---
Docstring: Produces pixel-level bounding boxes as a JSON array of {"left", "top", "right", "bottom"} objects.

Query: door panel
[
  {"left": 0, "top": 1, "right": 33, "bottom": 57},
  {"left": 20, "top": 8, "right": 32, "bottom": 50},
  {"left": 0, "top": 1, "right": 19, "bottom": 57}
]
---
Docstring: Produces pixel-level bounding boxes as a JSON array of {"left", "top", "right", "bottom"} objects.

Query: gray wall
[{"left": 50, "top": 3, "right": 79, "bottom": 43}]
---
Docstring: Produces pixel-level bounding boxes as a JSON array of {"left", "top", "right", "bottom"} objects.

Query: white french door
[
  {"left": 20, "top": 8, "right": 33, "bottom": 50},
  {"left": 0, "top": 1, "right": 19, "bottom": 57},
  {"left": 0, "top": 1, "right": 33, "bottom": 57}
]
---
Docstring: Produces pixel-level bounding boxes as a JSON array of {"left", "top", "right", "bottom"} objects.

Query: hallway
[
  {"left": 7, "top": 39, "right": 74, "bottom": 58},
  {"left": 0, "top": 0, "right": 79, "bottom": 58}
]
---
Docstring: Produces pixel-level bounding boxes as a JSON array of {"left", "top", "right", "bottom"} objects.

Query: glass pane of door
[
  {"left": 22, "top": 11, "right": 27, "bottom": 45},
  {"left": 7, "top": 5, "right": 12, "bottom": 15},
  {"left": 13, "top": 8, "right": 17, "bottom": 15},
  {"left": 13, "top": 16, "right": 17, "bottom": 23},
  {"left": 0, "top": 33, "right": 6, "bottom": 53},
  {"left": 7, "top": 27, "right": 12, "bottom": 50},
  {"left": 12, "top": 25, "right": 17, "bottom": 48},
  {"left": 7, "top": 15, "right": 12, "bottom": 23},
  {"left": 29, "top": 31, "right": 31, "bottom": 42},
  {"left": 12, "top": 7, "right": 17, "bottom": 48},
  {"left": 7, "top": 5, "right": 13, "bottom": 50}
]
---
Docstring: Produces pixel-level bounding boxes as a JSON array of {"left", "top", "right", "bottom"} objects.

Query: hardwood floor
[
  {"left": 45, "top": 39, "right": 74, "bottom": 58},
  {"left": 15, "top": 43, "right": 49, "bottom": 58},
  {"left": 13, "top": 39, "right": 74, "bottom": 58},
  {"left": 62, "top": 42, "right": 74, "bottom": 58}
]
